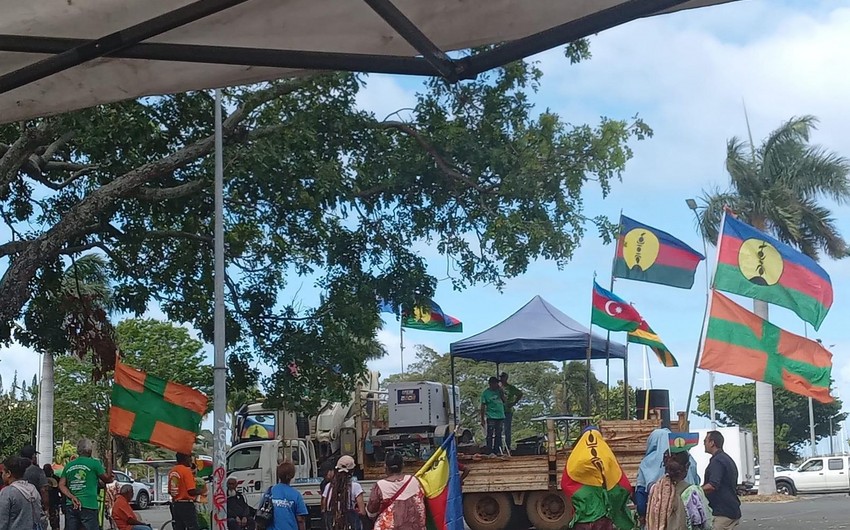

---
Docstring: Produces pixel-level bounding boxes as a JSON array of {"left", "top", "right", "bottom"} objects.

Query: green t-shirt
[
  {"left": 503, "top": 383, "right": 522, "bottom": 410},
  {"left": 63, "top": 456, "right": 106, "bottom": 510},
  {"left": 481, "top": 388, "right": 506, "bottom": 420}
]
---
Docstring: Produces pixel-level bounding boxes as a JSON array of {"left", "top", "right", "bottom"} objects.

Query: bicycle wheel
[{"left": 159, "top": 520, "right": 174, "bottom": 530}]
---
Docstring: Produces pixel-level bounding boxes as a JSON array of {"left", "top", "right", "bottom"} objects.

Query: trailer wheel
[
  {"left": 525, "top": 491, "right": 572, "bottom": 530},
  {"left": 463, "top": 492, "right": 513, "bottom": 530}
]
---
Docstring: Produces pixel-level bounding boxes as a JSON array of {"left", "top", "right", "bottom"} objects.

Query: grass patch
[{"left": 740, "top": 494, "right": 796, "bottom": 503}]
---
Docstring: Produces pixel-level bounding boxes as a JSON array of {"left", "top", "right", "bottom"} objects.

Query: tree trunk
[
  {"left": 37, "top": 351, "right": 55, "bottom": 464},
  {"left": 753, "top": 299, "right": 776, "bottom": 494}
]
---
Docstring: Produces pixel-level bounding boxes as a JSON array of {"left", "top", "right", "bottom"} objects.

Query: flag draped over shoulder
[
  {"left": 591, "top": 282, "right": 642, "bottom": 332},
  {"left": 403, "top": 298, "right": 463, "bottom": 333},
  {"left": 613, "top": 215, "right": 704, "bottom": 289},
  {"left": 628, "top": 320, "right": 677, "bottom": 367},
  {"left": 109, "top": 361, "right": 209, "bottom": 453},
  {"left": 700, "top": 291, "right": 834, "bottom": 403},
  {"left": 415, "top": 433, "right": 463, "bottom": 530},
  {"left": 561, "top": 427, "right": 636, "bottom": 530},
  {"left": 715, "top": 213, "right": 833, "bottom": 330}
]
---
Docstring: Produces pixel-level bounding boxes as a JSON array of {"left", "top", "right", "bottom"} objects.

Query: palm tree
[
  {"left": 18, "top": 254, "right": 114, "bottom": 463},
  {"left": 699, "top": 115, "right": 850, "bottom": 495}
]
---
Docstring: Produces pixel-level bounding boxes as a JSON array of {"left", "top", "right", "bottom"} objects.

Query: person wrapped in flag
[
  {"left": 560, "top": 427, "right": 636, "bottom": 530},
  {"left": 415, "top": 433, "right": 464, "bottom": 530}
]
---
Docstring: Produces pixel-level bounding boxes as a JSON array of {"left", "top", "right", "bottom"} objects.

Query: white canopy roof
[{"left": 0, "top": 0, "right": 737, "bottom": 123}]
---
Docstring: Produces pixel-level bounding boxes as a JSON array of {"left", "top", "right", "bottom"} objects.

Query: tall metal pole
[
  {"left": 805, "top": 325, "right": 816, "bottom": 457},
  {"left": 399, "top": 317, "right": 405, "bottom": 374},
  {"left": 212, "top": 88, "right": 227, "bottom": 526},
  {"left": 686, "top": 198, "right": 715, "bottom": 428}
]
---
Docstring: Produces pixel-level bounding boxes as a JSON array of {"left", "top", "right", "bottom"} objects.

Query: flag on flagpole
[
  {"left": 613, "top": 215, "right": 705, "bottom": 289},
  {"left": 627, "top": 320, "right": 677, "bottom": 367},
  {"left": 415, "top": 433, "right": 464, "bottom": 530},
  {"left": 403, "top": 298, "right": 463, "bottom": 333},
  {"left": 714, "top": 213, "right": 833, "bottom": 330},
  {"left": 700, "top": 291, "right": 834, "bottom": 403},
  {"left": 591, "top": 282, "right": 642, "bottom": 332},
  {"left": 109, "top": 361, "right": 209, "bottom": 453}
]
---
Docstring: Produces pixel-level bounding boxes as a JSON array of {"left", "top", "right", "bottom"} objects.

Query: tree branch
[
  {"left": 129, "top": 180, "right": 207, "bottom": 201},
  {"left": 0, "top": 122, "right": 55, "bottom": 194}
]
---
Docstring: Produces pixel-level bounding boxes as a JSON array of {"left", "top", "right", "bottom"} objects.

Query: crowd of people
[{"left": 0, "top": 416, "right": 743, "bottom": 530}]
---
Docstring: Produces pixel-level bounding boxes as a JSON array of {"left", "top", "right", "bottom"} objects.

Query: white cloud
[
  {"left": 355, "top": 75, "right": 419, "bottom": 120},
  {"left": 0, "top": 342, "right": 40, "bottom": 392}
]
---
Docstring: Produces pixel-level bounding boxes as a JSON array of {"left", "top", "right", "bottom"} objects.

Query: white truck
[
  {"left": 687, "top": 426, "right": 755, "bottom": 493},
  {"left": 774, "top": 455, "right": 850, "bottom": 495}
]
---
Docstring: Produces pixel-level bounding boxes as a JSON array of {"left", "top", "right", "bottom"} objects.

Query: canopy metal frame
[{"left": 0, "top": 0, "right": 696, "bottom": 95}]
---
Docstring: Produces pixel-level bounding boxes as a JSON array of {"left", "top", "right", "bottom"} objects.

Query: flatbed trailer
[{"left": 360, "top": 418, "right": 661, "bottom": 530}]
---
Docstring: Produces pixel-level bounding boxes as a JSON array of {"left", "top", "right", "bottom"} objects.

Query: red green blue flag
[
  {"left": 591, "top": 282, "right": 642, "bottom": 332},
  {"left": 415, "top": 433, "right": 464, "bottom": 530},
  {"left": 715, "top": 213, "right": 833, "bottom": 330},
  {"left": 668, "top": 432, "right": 699, "bottom": 453},
  {"left": 613, "top": 215, "right": 705, "bottom": 289},
  {"left": 561, "top": 427, "right": 636, "bottom": 530},
  {"left": 402, "top": 298, "right": 463, "bottom": 333}
]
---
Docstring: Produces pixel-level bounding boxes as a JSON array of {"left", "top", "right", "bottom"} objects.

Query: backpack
[{"left": 10, "top": 481, "right": 45, "bottom": 530}]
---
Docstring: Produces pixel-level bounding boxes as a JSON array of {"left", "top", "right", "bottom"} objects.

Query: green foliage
[
  {"left": 695, "top": 382, "right": 845, "bottom": 462},
  {"left": 699, "top": 115, "right": 850, "bottom": 258},
  {"left": 0, "top": 372, "right": 37, "bottom": 460},
  {"left": 54, "top": 318, "right": 213, "bottom": 461},
  {"left": 1, "top": 48, "right": 652, "bottom": 411}
]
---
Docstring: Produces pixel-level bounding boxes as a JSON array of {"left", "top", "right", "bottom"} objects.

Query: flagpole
[
  {"left": 804, "top": 323, "right": 816, "bottom": 456},
  {"left": 685, "top": 199, "right": 726, "bottom": 424},
  {"left": 585, "top": 274, "right": 596, "bottom": 416},
  {"left": 399, "top": 313, "right": 405, "bottom": 375},
  {"left": 212, "top": 88, "right": 227, "bottom": 526},
  {"left": 606, "top": 210, "right": 621, "bottom": 419},
  {"left": 685, "top": 205, "right": 725, "bottom": 424}
]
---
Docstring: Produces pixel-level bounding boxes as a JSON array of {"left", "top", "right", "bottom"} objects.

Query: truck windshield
[{"left": 227, "top": 446, "right": 261, "bottom": 472}]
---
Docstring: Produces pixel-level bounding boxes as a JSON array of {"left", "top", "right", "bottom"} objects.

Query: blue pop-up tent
[
  {"left": 450, "top": 295, "right": 625, "bottom": 363},
  {"left": 449, "top": 295, "right": 630, "bottom": 417}
]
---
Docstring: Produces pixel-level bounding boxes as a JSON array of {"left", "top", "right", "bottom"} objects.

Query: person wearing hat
[
  {"left": 322, "top": 456, "right": 365, "bottom": 530},
  {"left": 646, "top": 433, "right": 712, "bottom": 530},
  {"left": 20, "top": 445, "right": 49, "bottom": 517}
]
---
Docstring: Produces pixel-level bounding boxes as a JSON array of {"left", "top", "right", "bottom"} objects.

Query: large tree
[
  {"left": 0, "top": 49, "right": 651, "bottom": 412},
  {"left": 696, "top": 382, "right": 845, "bottom": 463},
  {"left": 698, "top": 115, "right": 850, "bottom": 493}
]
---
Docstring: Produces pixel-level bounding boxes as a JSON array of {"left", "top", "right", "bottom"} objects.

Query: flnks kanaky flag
[
  {"left": 591, "top": 282, "right": 642, "bottom": 332},
  {"left": 613, "top": 215, "right": 704, "bottom": 289},
  {"left": 402, "top": 298, "right": 463, "bottom": 333},
  {"left": 415, "top": 433, "right": 463, "bottom": 530},
  {"left": 561, "top": 427, "right": 636, "bottom": 530},
  {"left": 701, "top": 291, "right": 833, "bottom": 403},
  {"left": 109, "top": 361, "right": 208, "bottom": 453},
  {"left": 715, "top": 213, "right": 833, "bottom": 330}
]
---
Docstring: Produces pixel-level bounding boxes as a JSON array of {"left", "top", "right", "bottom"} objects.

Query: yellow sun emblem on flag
[
  {"left": 739, "top": 238, "right": 783, "bottom": 286},
  {"left": 622, "top": 229, "right": 660, "bottom": 271},
  {"left": 412, "top": 306, "right": 432, "bottom": 323}
]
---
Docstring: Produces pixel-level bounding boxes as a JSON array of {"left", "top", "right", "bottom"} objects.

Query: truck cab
[
  {"left": 775, "top": 456, "right": 850, "bottom": 495},
  {"left": 226, "top": 439, "right": 318, "bottom": 507}
]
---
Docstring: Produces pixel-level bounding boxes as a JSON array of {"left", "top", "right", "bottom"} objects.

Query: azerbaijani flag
[
  {"left": 403, "top": 298, "right": 463, "bottom": 333},
  {"left": 591, "top": 282, "right": 642, "bottom": 332},
  {"left": 109, "top": 361, "right": 208, "bottom": 453},
  {"left": 613, "top": 215, "right": 705, "bottom": 289},
  {"left": 415, "top": 433, "right": 464, "bottom": 530},
  {"left": 700, "top": 291, "right": 833, "bottom": 403},
  {"left": 715, "top": 213, "right": 833, "bottom": 330},
  {"left": 561, "top": 427, "right": 636, "bottom": 530},
  {"left": 627, "top": 320, "right": 677, "bottom": 367}
]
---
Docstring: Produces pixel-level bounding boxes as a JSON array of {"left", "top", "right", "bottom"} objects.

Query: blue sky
[{"left": 3, "top": 0, "right": 850, "bottom": 454}]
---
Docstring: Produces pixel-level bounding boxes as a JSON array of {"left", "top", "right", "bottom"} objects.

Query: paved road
[
  {"left": 123, "top": 494, "right": 850, "bottom": 529},
  {"left": 739, "top": 494, "right": 850, "bottom": 530}
]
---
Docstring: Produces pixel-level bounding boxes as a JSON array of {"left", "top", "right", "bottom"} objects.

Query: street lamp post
[{"left": 685, "top": 198, "right": 716, "bottom": 429}]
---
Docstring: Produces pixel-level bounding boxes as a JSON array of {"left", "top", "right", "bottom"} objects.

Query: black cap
[{"left": 20, "top": 445, "right": 39, "bottom": 459}]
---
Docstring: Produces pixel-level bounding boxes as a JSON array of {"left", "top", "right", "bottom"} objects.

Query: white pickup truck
[{"left": 775, "top": 456, "right": 850, "bottom": 495}]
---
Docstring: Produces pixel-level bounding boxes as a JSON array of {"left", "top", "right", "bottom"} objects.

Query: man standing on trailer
[
  {"left": 499, "top": 372, "right": 523, "bottom": 450},
  {"left": 480, "top": 377, "right": 506, "bottom": 455}
]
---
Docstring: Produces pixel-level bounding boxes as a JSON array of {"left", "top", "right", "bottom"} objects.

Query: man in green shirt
[
  {"left": 58, "top": 438, "right": 113, "bottom": 530},
  {"left": 480, "top": 376, "right": 506, "bottom": 455},
  {"left": 500, "top": 372, "right": 523, "bottom": 450}
]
